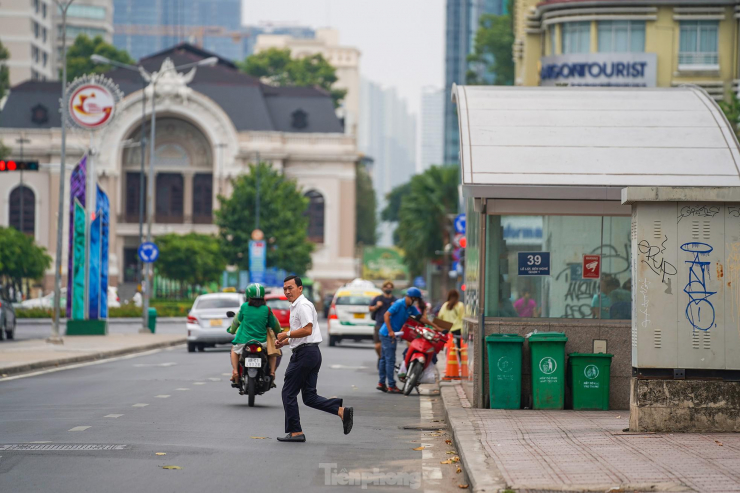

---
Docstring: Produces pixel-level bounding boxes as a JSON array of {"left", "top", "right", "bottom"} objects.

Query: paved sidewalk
[
  {"left": 0, "top": 333, "right": 186, "bottom": 376},
  {"left": 439, "top": 374, "right": 740, "bottom": 492}
]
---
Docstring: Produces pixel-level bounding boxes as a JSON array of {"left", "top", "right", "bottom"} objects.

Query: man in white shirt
[{"left": 275, "top": 275, "right": 354, "bottom": 442}]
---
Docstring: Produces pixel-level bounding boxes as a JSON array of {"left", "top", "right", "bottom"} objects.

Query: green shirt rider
[{"left": 227, "top": 283, "right": 282, "bottom": 384}]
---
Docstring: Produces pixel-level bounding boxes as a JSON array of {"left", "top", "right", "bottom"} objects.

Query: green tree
[
  {"left": 720, "top": 93, "right": 740, "bottom": 141},
  {"left": 0, "top": 40, "right": 9, "bottom": 101},
  {"left": 216, "top": 162, "right": 314, "bottom": 275},
  {"left": 381, "top": 182, "right": 412, "bottom": 223},
  {"left": 356, "top": 161, "right": 377, "bottom": 245},
  {"left": 238, "top": 48, "right": 347, "bottom": 108},
  {"left": 0, "top": 140, "right": 10, "bottom": 161},
  {"left": 155, "top": 233, "right": 226, "bottom": 286},
  {"left": 466, "top": 10, "right": 515, "bottom": 86},
  {"left": 64, "top": 35, "right": 135, "bottom": 82},
  {"left": 396, "top": 166, "right": 460, "bottom": 291},
  {"left": 0, "top": 226, "right": 52, "bottom": 299}
]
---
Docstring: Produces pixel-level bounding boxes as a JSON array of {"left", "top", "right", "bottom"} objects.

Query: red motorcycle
[{"left": 398, "top": 317, "right": 449, "bottom": 396}]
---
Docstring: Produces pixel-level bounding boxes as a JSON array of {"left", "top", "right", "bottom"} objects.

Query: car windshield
[
  {"left": 194, "top": 296, "right": 242, "bottom": 310},
  {"left": 335, "top": 296, "right": 374, "bottom": 306},
  {"left": 266, "top": 299, "right": 291, "bottom": 310}
]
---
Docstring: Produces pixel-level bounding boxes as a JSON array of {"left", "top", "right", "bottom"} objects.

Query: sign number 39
[{"left": 527, "top": 255, "right": 542, "bottom": 266}]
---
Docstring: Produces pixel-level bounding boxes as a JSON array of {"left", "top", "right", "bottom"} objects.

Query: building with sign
[
  {"left": 452, "top": 84, "right": 740, "bottom": 411},
  {"left": 0, "top": 44, "right": 359, "bottom": 294},
  {"left": 513, "top": 0, "right": 739, "bottom": 100}
]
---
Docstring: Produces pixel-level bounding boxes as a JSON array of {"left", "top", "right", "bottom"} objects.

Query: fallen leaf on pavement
[
  {"left": 458, "top": 485, "right": 469, "bottom": 489},
  {"left": 251, "top": 437, "right": 269, "bottom": 440},
  {"left": 413, "top": 446, "right": 425, "bottom": 451},
  {"left": 616, "top": 415, "right": 621, "bottom": 419},
  {"left": 161, "top": 466, "right": 181, "bottom": 470},
  {"left": 155, "top": 453, "right": 166, "bottom": 456},
  {"left": 451, "top": 457, "right": 460, "bottom": 463},
  {"left": 716, "top": 440, "right": 724, "bottom": 446},
  {"left": 445, "top": 439, "right": 452, "bottom": 445},
  {"left": 456, "top": 466, "right": 462, "bottom": 474},
  {"left": 446, "top": 451, "right": 458, "bottom": 455},
  {"left": 440, "top": 460, "right": 452, "bottom": 464}
]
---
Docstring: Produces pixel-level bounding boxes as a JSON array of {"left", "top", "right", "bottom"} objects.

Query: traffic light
[{"left": 0, "top": 160, "right": 40, "bottom": 172}]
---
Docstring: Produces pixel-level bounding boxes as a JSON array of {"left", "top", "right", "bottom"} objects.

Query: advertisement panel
[
  {"left": 362, "top": 247, "right": 409, "bottom": 281},
  {"left": 540, "top": 52, "right": 657, "bottom": 87}
]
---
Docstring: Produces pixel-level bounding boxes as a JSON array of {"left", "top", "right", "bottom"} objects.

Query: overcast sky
[{"left": 242, "top": 0, "right": 445, "bottom": 115}]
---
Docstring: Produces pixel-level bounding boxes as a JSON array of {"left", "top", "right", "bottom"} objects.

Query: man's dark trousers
[{"left": 283, "top": 345, "right": 342, "bottom": 433}]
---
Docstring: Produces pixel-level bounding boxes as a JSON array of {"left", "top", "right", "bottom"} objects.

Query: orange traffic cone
[
  {"left": 442, "top": 344, "right": 461, "bottom": 381},
  {"left": 460, "top": 345, "right": 469, "bottom": 379}
]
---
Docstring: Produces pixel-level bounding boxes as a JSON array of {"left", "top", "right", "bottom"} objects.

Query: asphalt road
[{"left": 0, "top": 325, "right": 461, "bottom": 492}]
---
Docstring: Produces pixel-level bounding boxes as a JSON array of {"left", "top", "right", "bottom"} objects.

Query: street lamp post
[
  {"left": 50, "top": 0, "right": 76, "bottom": 344},
  {"left": 91, "top": 54, "right": 218, "bottom": 330}
]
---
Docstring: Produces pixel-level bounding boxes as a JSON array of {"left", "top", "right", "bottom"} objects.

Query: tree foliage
[
  {"left": 238, "top": 48, "right": 347, "bottom": 108},
  {"left": 216, "top": 163, "right": 313, "bottom": 275},
  {"left": 466, "top": 11, "right": 515, "bottom": 86},
  {"left": 0, "top": 40, "right": 9, "bottom": 101},
  {"left": 0, "top": 140, "right": 9, "bottom": 161},
  {"left": 0, "top": 227, "right": 52, "bottom": 298},
  {"left": 64, "top": 35, "right": 136, "bottom": 82},
  {"left": 381, "top": 182, "right": 411, "bottom": 223},
  {"left": 395, "top": 166, "right": 460, "bottom": 277},
  {"left": 155, "top": 233, "right": 226, "bottom": 286},
  {"left": 720, "top": 93, "right": 740, "bottom": 141},
  {"left": 356, "top": 162, "right": 377, "bottom": 245}
]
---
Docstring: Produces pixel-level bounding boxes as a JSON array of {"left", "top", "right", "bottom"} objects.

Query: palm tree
[{"left": 396, "top": 165, "right": 460, "bottom": 295}]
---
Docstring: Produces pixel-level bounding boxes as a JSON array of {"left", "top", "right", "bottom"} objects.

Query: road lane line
[
  {"left": 104, "top": 414, "right": 124, "bottom": 418},
  {"left": 132, "top": 403, "right": 149, "bottom": 407},
  {"left": 68, "top": 426, "right": 91, "bottom": 432},
  {"left": 207, "top": 378, "right": 221, "bottom": 381},
  {"left": 175, "top": 388, "right": 190, "bottom": 391},
  {"left": 192, "top": 382, "right": 206, "bottom": 385},
  {"left": 155, "top": 395, "right": 170, "bottom": 398}
]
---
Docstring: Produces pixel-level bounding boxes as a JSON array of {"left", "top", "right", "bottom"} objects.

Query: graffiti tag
[
  {"left": 681, "top": 242, "right": 716, "bottom": 332},
  {"left": 637, "top": 236, "right": 677, "bottom": 283},
  {"left": 638, "top": 278, "right": 650, "bottom": 328},
  {"left": 677, "top": 205, "right": 720, "bottom": 223}
]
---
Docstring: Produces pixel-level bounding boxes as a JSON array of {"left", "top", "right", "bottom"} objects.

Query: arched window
[
  {"left": 155, "top": 173, "right": 184, "bottom": 223},
  {"left": 9, "top": 185, "right": 35, "bottom": 235},
  {"left": 304, "top": 190, "right": 325, "bottom": 243},
  {"left": 193, "top": 173, "right": 213, "bottom": 224}
]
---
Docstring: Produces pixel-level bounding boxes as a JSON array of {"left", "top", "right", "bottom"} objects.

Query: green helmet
[{"left": 246, "top": 283, "right": 265, "bottom": 299}]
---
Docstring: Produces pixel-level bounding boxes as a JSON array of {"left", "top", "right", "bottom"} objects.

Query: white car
[
  {"left": 186, "top": 292, "right": 245, "bottom": 352},
  {"left": 326, "top": 279, "right": 382, "bottom": 346}
]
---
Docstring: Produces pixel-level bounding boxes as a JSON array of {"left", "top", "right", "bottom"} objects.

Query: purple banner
[{"left": 67, "top": 155, "right": 87, "bottom": 316}]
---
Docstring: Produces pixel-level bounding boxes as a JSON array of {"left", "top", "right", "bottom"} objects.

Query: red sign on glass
[{"left": 582, "top": 255, "right": 601, "bottom": 279}]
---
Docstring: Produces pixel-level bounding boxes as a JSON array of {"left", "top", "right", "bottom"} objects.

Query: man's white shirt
[{"left": 289, "top": 294, "right": 322, "bottom": 348}]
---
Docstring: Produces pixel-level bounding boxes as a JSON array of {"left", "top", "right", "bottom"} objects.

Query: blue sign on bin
[{"left": 517, "top": 252, "right": 550, "bottom": 276}]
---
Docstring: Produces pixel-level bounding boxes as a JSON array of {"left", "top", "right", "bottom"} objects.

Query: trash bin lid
[
  {"left": 148, "top": 308, "right": 157, "bottom": 315},
  {"left": 486, "top": 333, "right": 524, "bottom": 343},
  {"left": 568, "top": 352, "right": 613, "bottom": 358},
  {"left": 528, "top": 332, "right": 567, "bottom": 342}
]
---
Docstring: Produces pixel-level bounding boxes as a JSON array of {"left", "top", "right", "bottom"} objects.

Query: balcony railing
[{"left": 678, "top": 52, "right": 719, "bottom": 69}]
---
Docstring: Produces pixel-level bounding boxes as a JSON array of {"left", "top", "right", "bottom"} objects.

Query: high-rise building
[
  {"left": 419, "top": 86, "right": 444, "bottom": 172},
  {"left": 53, "top": 0, "right": 114, "bottom": 77},
  {"left": 443, "top": 0, "right": 503, "bottom": 165},
  {"left": 359, "top": 78, "right": 417, "bottom": 246},
  {"left": 0, "top": 0, "right": 55, "bottom": 85}
]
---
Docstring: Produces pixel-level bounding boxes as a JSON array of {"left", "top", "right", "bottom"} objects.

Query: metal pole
[
  {"left": 51, "top": 0, "right": 73, "bottom": 344},
  {"left": 18, "top": 137, "right": 24, "bottom": 234},
  {"left": 137, "top": 78, "right": 146, "bottom": 286},
  {"left": 255, "top": 151, "right": 260, "bottom": 231},
  {"left": 142, "top": 79, "right": 156, "bottom": 331}
]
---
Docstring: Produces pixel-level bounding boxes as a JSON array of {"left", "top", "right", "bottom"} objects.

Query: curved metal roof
[{"left": 452, "top": 85, "right": 740, "bottom": 200}]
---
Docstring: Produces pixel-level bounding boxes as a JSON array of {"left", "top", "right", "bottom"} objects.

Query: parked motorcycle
[
  {"left": 397, "top": 317, "right": 449, "bottom": 396},
  {"left": 226, "top": 311, "right": 280, "bottom": 407}
]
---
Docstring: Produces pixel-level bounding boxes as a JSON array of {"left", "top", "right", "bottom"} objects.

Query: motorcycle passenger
[{"left": 227, "top": 283, "right": 282, "bottom": 384}]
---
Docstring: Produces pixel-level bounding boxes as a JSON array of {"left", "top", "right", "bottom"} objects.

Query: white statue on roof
[{"left": 143, "top": 57, "right": 196, "bottom": 103}]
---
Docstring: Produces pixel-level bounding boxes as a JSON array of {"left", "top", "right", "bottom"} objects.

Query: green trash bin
[
  {"left": 486, "top": 334, "right": 524, "bottom": 409},
  {"left": 529, "top": 332, "right": 568, "bottom": 409},
  {"left": 148, "top": 308, "right": 157, "bottom": 333},
  {"left": 568, "top": 353, "right": 613, "bottom": 410}
]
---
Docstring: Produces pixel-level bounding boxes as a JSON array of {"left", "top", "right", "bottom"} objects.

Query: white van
[{"left": 327, "top": 279, "right": 382, "bottom": 346}]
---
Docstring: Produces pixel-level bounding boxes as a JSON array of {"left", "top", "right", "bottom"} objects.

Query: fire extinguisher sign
[{"left": 582, "top": 255, "right": 601, "bottom": 279}]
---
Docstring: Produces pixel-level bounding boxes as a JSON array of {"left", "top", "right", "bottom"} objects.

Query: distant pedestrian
[
  {"left": 438, "top": 289, "right": 464, "bottom": 349},
  {"left": 275, "top": 275, "right": 353, "bottom": 443},
  {"left": 369, "top": 280, "right": 397, "bottom": 363}
]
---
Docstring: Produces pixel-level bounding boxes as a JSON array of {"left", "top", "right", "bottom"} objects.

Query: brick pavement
[{"left": 441, "top": 380, "right": 740, "bottom": 493}]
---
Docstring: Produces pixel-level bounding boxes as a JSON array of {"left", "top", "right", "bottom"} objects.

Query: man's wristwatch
[{"left": 286, "top": 331, "right": 291, "bottom": 339}]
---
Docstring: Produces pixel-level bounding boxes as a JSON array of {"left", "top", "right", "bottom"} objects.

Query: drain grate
[{"left": 0, "top": 444, "right": 128, "bottom": 451}]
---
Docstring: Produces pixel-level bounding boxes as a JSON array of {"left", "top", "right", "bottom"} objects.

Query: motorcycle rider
[{"left": 227, "top": 283, "right": 282, "bottom": 385}]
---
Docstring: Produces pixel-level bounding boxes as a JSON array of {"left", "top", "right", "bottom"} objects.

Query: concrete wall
[{"left": 466, "top": 317, "right": 631, "bottom": 410}]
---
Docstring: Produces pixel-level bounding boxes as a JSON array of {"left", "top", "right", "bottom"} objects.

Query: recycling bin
[
  {"left": 148, "top": 308, "right": 157, "bottom": 333},
  {"left": 486, "top": 334, "right": 524, "bottom": 409},
  {"left": 529, "top": 332, "right": 568, "bottom": 409},
  {"left": 568, "top": 353, "right": 613, "bottom": 410}
]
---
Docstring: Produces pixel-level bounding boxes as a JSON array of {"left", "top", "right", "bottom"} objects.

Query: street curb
[
  {"left": 17, "top": 318, "right": 187, "bottom": 325},
  {"left": 0, "top": 337, "right": 186, "bottom": 377},
  {"left": 439, "top": 382, "right": 508, "bottom": 493}
]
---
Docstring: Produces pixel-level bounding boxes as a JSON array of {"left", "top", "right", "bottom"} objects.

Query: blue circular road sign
[
  {"left": 138, "top": 242, "right": 159, "bottom": 263},
  {"left": 454, "top": 214, "right": 466, "bottom": 235}
]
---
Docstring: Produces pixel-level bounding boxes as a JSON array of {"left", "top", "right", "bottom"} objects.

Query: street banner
[
  {"left": 89, "top": 210, "right": 101, "bottom": 320},
  {"left": 98, "top": 186, "right": 110, "bottom": 319},
  {"left": 67, "top": 155, "right": 87, "bottom": 316},
  {"left": 249, "top": 240, "right": 266, "bottom": 284},
  {"left": 72, "top": 199, "right": 86, "bottom": 320},
  {"left": 362, "top": 247, "right": 409, "bottom": 281}
]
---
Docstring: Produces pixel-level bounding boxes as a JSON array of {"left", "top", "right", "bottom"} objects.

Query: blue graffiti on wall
[{"left": 680, "top": 242, "right": 716, "bottom": 331}]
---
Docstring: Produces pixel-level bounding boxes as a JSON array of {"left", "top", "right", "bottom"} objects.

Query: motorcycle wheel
[
  {"left": 247, "top": 376, "right": 256, "bottom": 407},
  {"left": 404, "top": 361, "right": 422, "bottom": 396}
]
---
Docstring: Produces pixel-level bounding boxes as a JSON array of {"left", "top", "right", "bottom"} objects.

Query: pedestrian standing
[
  {"left": 275, "top": 275, "right": 353, "bottom": 442},
  {"left": 438, "top": 289, "right": 464, "bottom": 349},
  {"left": 369, "top": 280, "right": 397, "bottom": 364}
]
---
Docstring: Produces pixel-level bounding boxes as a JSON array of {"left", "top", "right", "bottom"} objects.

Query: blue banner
[
  {"left": 249, "top": 240, "right": 266, "bottom": 284},
  {"left": 99, "top": 186, "right": 109, "bottom": 319},
  {"left": 89, "top": 212, "right": 101, "bottom": 320}
]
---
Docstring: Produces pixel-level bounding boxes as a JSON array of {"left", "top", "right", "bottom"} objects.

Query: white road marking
[
  {"left": 68, "top": 426, "right": 90, "bottom": 432},
  {"left": 155, "top": 395, "right": 170, "bottom": 398},
  {"left": 175, "top": 388, "right": 190, "bottom": 391},
  {"left": 221, "top": 373, "right": 231, "bottom": 376},
  {"left": 132, "top": 362, "right": 177, "bottom": 367},
  {"left": 207, "top": 378, "right": 221, "bottom": 382},
  {"left": 104, "top": 414, "right": 124, "bottom": 418},
  {"left": 132, "top": 403, "right": 149, "bottom": 407},
  {"left": 192, "top": 382, "right": 206, "bottom": 385},
  {"left": 28, "top": 441, "right": 52, "bottom": 444},
  {"left": 0, "top": 347, "right": 178, "bottom": 382},
  {"left": 328, "top": 364, "right": 368, "bottom": 370}
]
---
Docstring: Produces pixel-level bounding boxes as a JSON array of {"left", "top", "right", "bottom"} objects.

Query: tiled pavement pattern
[{"left": 471, "top": 409, "right": 740, "bottom": 492}]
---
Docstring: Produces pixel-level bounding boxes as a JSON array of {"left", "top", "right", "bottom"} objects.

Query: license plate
[
  {"left": 353, "top": 313, "right": 365, "bottom": 319},
  {"left": 245, "top": 358, "right": 261, "bottom": 368},
  {"left": 209, "top": 319, "right": 223, "bottom": 327}
]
